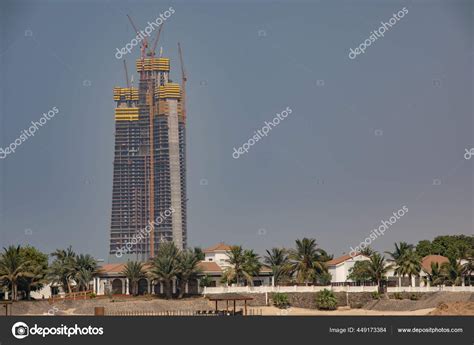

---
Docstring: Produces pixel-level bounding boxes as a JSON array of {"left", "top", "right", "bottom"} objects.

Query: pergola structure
[{"left": 207, "top": 293, "right": 253, "bottom": 316}]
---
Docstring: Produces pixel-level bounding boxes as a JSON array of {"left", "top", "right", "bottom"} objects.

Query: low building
[
  {"left": 92, "top": 243, "right": 272, "bottom": 296},
  {"left": 327, "top": 253, "right": 370, "bottom": 285}
]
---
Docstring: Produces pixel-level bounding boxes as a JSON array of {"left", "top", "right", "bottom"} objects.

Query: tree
[
  {"left": 242, "top": 250, "right": 262, "bottom": 284},
  {"left": 289, "top": 238, "right": 328, "bottom": 285},
  {"left": 74, "top": 254, "right": 98, "bottom": 291},
  {"left": 149, "top": 242, "right": 180, "bottom": 299},
  {"left": 386, "top": 242, "right": 414, "bottom": 261},
  {"left": 367, "top": 253, "right": 391, "bottom": 288},
  {"left": 394, "top": 251, "right": 421, "bottom": 287},
  {"left": 422, "top": 262, "right": 444, "bottom": 287},
  {"left": 223, "top": 246, "right": 247, "bottom": 286},
  {"left": 121, "top": 261, "right": 146, "bottom": 296},
  {"left": 192, "top": 247, "right": 205, "bottom": 261},
  {"left": 223, "top": 246, "right": 262, "bottom": 286},
  {"left": 462, "top": 252, "right": 473, "bottom": 286},
  {"left": 0, "top": 246, "right": 32, "bottom": 300},
  {"left": 347, "top": 260, "right": 372, "bottom": 283},
  {"left": 359, "top": 246, "right": 375, "bottom": 256},
  {"left": 48, "top": 247, "right": 77, "bottom": 293},
  {"left": 415, "top": 240, "right": 432, "bottom": 258},
  {"left": 18, "top": 246, "right": 48, "bottom": 300},
  {"left": 176, "top": 250, "right": 202, "bottom": 298},
  {"left": 264, "top": 248, "right": 291, "bottom": 285},
  {"left": 440, "top": 258, "right": 464, "bottom": 286},
  {"left": 431, "top": 235, "right": 474, "bottom": 259}
]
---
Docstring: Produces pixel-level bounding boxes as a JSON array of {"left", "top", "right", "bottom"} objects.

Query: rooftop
[
  {"left": 203, "top": 242, "right": 231, "bottom": 253},
  {"left": 421, "top": 255, "right": 449, "bottom": 273}
]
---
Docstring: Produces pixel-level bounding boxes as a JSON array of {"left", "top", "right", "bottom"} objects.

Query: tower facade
[{"left": 109, "top": 56, "right": 187, "bottom": 261}]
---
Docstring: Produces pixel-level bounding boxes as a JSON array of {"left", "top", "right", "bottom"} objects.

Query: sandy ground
[
  {"left": 4, "top": 292, "right": 472, "bottom": 316},
  {"left": 257, "top": 306, "right": 435, "bottom": 316},
  {"left": 429, "top": 302, "right": 474, "bottom": 316}
]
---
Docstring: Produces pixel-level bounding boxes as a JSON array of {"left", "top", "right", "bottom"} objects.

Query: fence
[
  {"left": 203, "top": 285, "right": 474, "bottom": 294},
  {"left": 49, "top": 290, "right": 93, "bottom": 303},
  {"left": 97, "top": 308, "right": 263, "bottom": 316}
]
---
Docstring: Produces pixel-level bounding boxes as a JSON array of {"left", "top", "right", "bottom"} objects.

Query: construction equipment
[
  {"left": 178, "top": 42, "right": 187, "bottom": 119},
  {"left": 151, "top": 24, "right": 164, "bottom": 57},
  {"left": 123, "top": 60, "right": 130, "bottom": 88}
]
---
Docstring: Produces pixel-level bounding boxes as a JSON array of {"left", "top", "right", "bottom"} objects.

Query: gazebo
[{"left": 207, "top": 293, "right": 253, "bottom": 316}]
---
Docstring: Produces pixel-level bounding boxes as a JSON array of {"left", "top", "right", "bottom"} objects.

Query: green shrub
[
  {"left": 315, "top": 289, "right": 338, "bottom": 310},
  {"left": 393, "top": 292, "right": 403, "bottom": 300},
  {"left": 272, "top": 293, "right": 290, "bottom": 309},
  {"left": 409, "top": 293, "right": 419, "bottom": 301},
  {"left": 371, "top": 291, "right": 381, "bottom": 300},
  {"left": 88, "top": 292, "right": 96, "bottom": 299}
]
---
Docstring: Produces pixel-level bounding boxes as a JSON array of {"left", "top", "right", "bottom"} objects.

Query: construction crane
[
  {"left": 178, "top": 42, "right": 187, "bottom": 119},
  {"left": 123, "top": 60, "right": 130, "bottom": 88},
  {"left": 151, "top": 24, "right": 164, "bottom": 57},
  {"left": 126, "top": 14, "right": 148, "bottom": 59}
]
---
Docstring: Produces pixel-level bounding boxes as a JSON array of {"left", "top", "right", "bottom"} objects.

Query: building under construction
[{"left": 108, "top": 22, "right": 187, "bottom": 261}]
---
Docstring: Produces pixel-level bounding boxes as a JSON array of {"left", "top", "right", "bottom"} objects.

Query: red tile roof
[
  {"left": 98, "top": 263, "right": 152, "bottom": 274},
  {"left": 326, "top": 253, "right": 368, "bottom": 266},
  {"left": 203, "top": 243, "right": 231, "bottom": 253},
  {"left": 198, "top": 261, "right": 222, "bottom": 273},
  {"left": 421, "top": 255, "right": 449, "bottom": 273}
]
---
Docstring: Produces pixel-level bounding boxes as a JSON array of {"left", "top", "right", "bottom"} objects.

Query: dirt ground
[
  {"left": 259, "top": 306, "right": 435, "bottom": 316},
  {"left": 2, "top": 292, "right": 473, "bottom": 316},
  {"left": 429, "top": 302, "right": 474, "bottom": 315}
]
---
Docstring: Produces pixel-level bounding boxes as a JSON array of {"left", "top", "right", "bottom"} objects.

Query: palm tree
[
  {"left": 394, "top": 251, "right": 421, "bottom": 287},
  {"left": 360, "top": 246, "right": 375, "bottom": 256},
  {"left": 385, "top": 242, "right": 414, "bottom": 261},
  {"left": 0, "top": 246, "right": 31, "bottom": 300},
  {"left": 264, "top": 248, "right": 291, "bottom": 285},
  {"left": 289, "top": 238, "right": 327, "bottom": 285},
  {"left": 462, "top": 254, "right": 473, "bottom": 286},
  {"left": 223, "top": 246, "right": 263, "bottom": 286},
  {"left": 242, "top": 250, "right": 262, "bottom": 285},
  {"left": 48, "top": 247, "right": 76, "bottom": 293},
  {"left": 422, "top": 262, "right": 444, "bottom": 286},
  {"left": 367, "top": 253, "right": 391, "bottom": 288},
  {"left": 121, "top": 261, "right": 146, "bottom": 296},
  {"left": 176, "top": 250, "right": 202, "bottom": 298},
  {"left": 224, "top": 246, "right": 247, "bottom": 286},
  {"left": 74, "top": 254, "right": 98, "bottom": 291},
  {"left": 192, "top": 247, "right": 205, "bottom": 261},
  {"left": 440, "top": 258, "right": 464, "bottom": 286},
  {"left": 149, "top": 242, "right": 180, "bottom": 299}
]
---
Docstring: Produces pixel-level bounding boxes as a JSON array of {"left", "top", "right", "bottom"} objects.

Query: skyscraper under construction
[{"left": 108, "top": 28, "right": 187, "bottom": 261}]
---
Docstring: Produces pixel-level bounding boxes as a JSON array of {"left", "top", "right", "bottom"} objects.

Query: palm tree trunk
[
  {"left": 13, "top": 283, "right": 17, "bottom": 301},
  {"left": 178, "top": 280, "right": 186, "bottom": 299},
  {"left": 164, "top": 280, "right": 172, "bottom": 299}
]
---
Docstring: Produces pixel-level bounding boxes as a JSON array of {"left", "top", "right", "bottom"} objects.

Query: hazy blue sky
[{"left": 0, "top": 0, "right": 472, "bottom": 261}]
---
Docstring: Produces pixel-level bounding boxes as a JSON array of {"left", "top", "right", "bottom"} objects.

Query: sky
[{"left": 0, "top": 0, "right": 472, "bottom": 261}]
